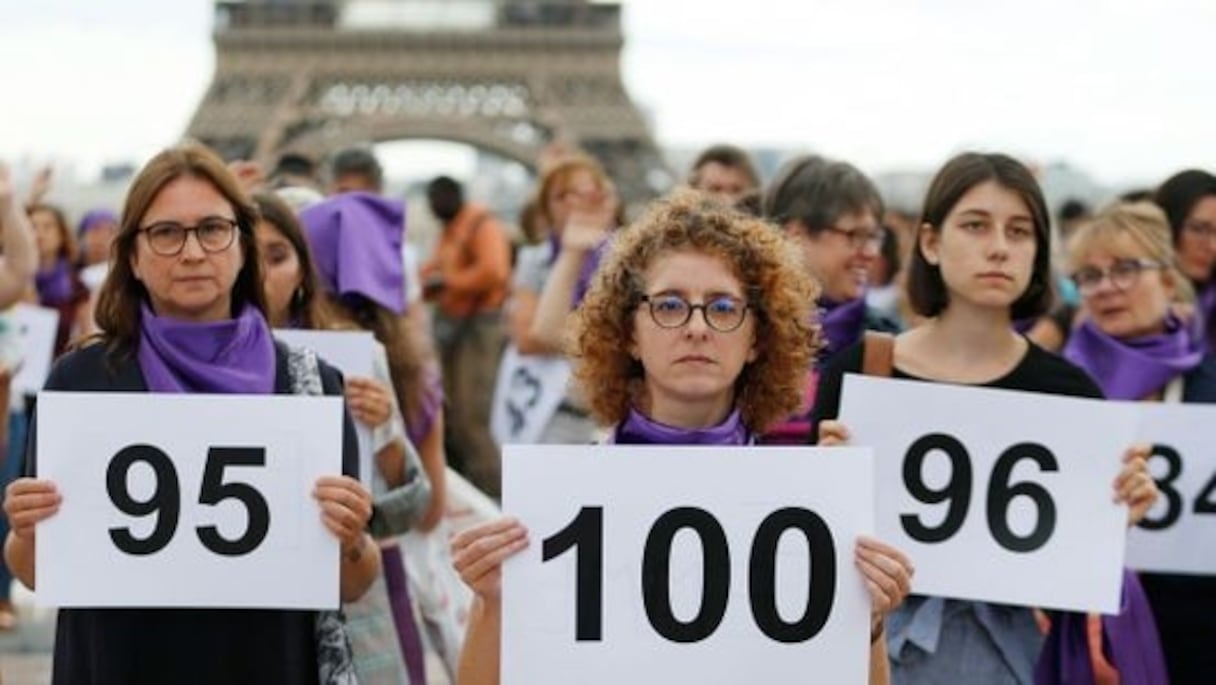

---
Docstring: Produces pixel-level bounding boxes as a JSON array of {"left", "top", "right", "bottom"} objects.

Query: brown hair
[
  {"left": 95, "top": 142, "right": 266, "bottom": 360},
  {"left": 763, "top": 155, "right": 884, "bottom": 234},
  {"left": 28, "top": 203, "right": 78, "bottom": 264},
  {"left": 906, "top": 152, "right": 1054, "bottom": 320},
  {"left": 535, "top": 155, "right": 614, "bottom": 228},
  {"left": 252, "top": 192, "right": 341, "bottom": 329},
  {"left": 571, "top": 190, "right": 820, "bottom": 432},
  {"left": 688, "top": 143, "right": 761, "bottom": 190}
]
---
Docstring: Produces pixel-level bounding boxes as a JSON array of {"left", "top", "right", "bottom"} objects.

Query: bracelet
[{"left": 870, "top": 616, "right": 885, "bottom": 644}]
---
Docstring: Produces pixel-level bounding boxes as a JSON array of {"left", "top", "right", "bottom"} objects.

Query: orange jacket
[{"left": 420, "top": 204, "right": 511, "bottom": 317}]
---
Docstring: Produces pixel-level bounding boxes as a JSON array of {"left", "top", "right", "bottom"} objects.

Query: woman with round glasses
[
  {"left": 449, "top": 190, "right": 914, "bottom": 685},
  {"left": 760, "top": 155, "right": 901, "bottom": 444},
  {"left": 1062, "top": 201, "right": 1216, "bottom": 682},
  {"left": 1154, "top": 169, "right": 1216, "bottom": 348},
  {"left": 2, "top": 142, "right": 379, "bottom": 683},
  {"left": 811, "top": 152, "right": 1162, "bottom": 683}
]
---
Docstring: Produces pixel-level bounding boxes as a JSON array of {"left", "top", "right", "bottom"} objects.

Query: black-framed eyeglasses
[
  {"left": 823, "top": 225, "right": 884, "bottom": 253},
  {"left": 639, "top": 293, "right": 751, "bottom": 332},
  {"left": 137, "top": 217, "right": 239, "bottom": 257},
  {"left": 1071, "top": 258, "right": 1163, "bottom": 295}
]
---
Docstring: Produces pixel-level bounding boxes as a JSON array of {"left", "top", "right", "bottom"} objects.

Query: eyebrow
[
  {"left": 956, "top": 208, "right": 1033, "bottom": 223},
  {"left": 649, "top": 287, "right": 745, "bottom": 299}
]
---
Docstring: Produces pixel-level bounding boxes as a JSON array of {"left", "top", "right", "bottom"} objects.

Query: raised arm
[{"left": 0, "top": 163, "right": 38, "bottom": 307}]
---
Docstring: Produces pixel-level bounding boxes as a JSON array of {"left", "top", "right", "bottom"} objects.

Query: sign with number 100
[
  {"left": 502, "top": 445, "right": 875, "bottom": 685},
  {"left": 36, "top": 392, "right": 344, "bottom": 610}
]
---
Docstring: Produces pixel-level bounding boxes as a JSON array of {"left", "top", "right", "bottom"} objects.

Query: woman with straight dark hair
[
  {"left": 1154, "top": 169, "right": 1216, "bottom": 348},
  {"left": 812, "top": 152, "right": 1163, "bottom": 683},
  {"left": 3, "top": 142, "right": 378, "bottom": 683}
]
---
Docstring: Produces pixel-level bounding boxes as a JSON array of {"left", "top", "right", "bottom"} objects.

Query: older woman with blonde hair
[
  {"left": 451, "top": 190, "right": 914, "bottom": 685},
  {"left": 1062, "top": 201, "right": 1215, "bottom": 682}
]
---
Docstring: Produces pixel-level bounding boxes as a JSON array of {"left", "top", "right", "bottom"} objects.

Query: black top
[
  {"left": 26, "top": 341, "right": 359, "bottom": 685},
  {"left": 810, "top": 336, "right": 1103, "bottom": 443}
]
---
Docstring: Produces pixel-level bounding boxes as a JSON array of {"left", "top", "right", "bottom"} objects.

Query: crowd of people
[{"left": 0, "top": 135, "right": 1212, "bottom": 684}]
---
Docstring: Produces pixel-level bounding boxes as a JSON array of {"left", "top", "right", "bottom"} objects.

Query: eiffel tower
[{"left": 185, "top": 0, "right": 672, "bottom": 204}]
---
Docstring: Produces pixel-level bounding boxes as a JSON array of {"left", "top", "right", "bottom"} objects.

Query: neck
[
  {"left": 39, "top": 254, "right": 60, "bottom": 270},
  {"left": 642, "top": 388, "right": 735, "bottom": 430},
  {"left": 925, "top": 300, "right": 1022, "bottom": 357},
  {"left": 268, "top": 307, "right": 290, "bottom": 329}
]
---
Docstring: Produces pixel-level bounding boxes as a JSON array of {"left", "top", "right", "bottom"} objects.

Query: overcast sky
[{"left": 1, "top": 0, "right": 1211, "bottom": 187}]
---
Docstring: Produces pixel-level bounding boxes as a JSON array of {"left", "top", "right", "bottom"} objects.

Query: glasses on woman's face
[
  {"left": 138, "top": 217, "right": 239, "bottom": 257},
  {"left": 823, "top": 225, "right": 884, "bottom": 254},
  {"left": 639, "top": 293, "right": 750, "bottom": 332},
  {"left": 1183, "top": 220, "right": 1216, "bottom": 243},
  {"left": 1071, "top": 258, "right": 1163, "bottom": 296}
]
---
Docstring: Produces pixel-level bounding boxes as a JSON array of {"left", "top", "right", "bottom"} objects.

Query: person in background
[
  {"left": 865, "top": 224, "right": 902, "bottom": 322},
  {"left": 1154, "top": 169, "right": 1216, "bottom": 348},
  {"left": 451, "top": 190, "right": 914, "bottom": 685},
  {"left": 1061, "top": 201, "right": 1216, "bottom": 682},
  {"left": 0, "top": 162, "right": 39, "bottom": 632},
  {"left": 420, "top": 176, "right": 511, "bottom": 498},
  {"left": 2, "top": 142, "right": 378, "bottom": 682},
  {"left": 687, "top": 143, "right": 761, "bottom": 205},
  {"left": 760, "top": 155, "right": 900, "bottom": 444},
  {"left": 28, "top": 203, "right": 89, "bottom": 356}
]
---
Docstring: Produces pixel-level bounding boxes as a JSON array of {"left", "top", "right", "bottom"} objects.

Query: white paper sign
[
  {"left": 12, "top": 303, "right": 59, "bottom": 399},
  {"left": 502, "top": 445, "right": 874, "bottom": 684},
  {"left": 1127, "top": 402, "right": 1216, "bottom": 575},
  {"left": 275, "top": 329, "right": 375, "bottom": 486},
  {"left": 36, "top": 392, "right": 344, "bottom": 609},
  {"left": 840, "top": 374, "right": 1138, "bottom": 613},
  {"left": 491, "top": 345, "right": 572, "bottom": 445}
]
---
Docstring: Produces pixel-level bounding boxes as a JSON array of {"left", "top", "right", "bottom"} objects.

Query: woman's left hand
[
  {"left": 314, "top": 475, "right": 374, "bottom": 555},
  {"left": 1115, "top": 444, "right": 1158, "bottom": 527},
  {"left": 345, "top": 376, "right": 393, "bottom": 428},
  {"left": 855, "top": 536, "right": 914, "bottom": 616}
]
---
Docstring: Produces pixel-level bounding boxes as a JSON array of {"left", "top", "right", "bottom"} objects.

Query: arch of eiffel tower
[{"left": 185, "top": 0, "right": 673, "bottom": 204}]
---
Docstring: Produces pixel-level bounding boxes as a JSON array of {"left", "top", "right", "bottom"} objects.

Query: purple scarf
[
  {"left": 1035, "top": 570, "right": 1168, "bottom": 684},
  {"left": 1196, "top": 281, "right": 1216, "bottom": 351},
  {"left": 138, "top": 303, "right": 276, "bottom": 394},
  {"left": 1062, "top": 317, "right": 1203, "bottom": 400},
  {"left": 612, "top": 406, "right": 751, "bottom": 445},
  {"left": 36, "top": 258, "right": 75, "bottom": 306},
  {"left": 572, "top": 238, "right": 610, "bottom": 308},
  {"left": 819, "top": 297, "right": 867, "bottom": 359}
]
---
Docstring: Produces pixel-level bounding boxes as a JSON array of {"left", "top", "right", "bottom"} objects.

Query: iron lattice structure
[{"left": 185, "top": 0, "right": 672, "bottom": 203}]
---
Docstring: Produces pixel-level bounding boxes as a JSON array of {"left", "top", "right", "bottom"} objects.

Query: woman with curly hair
[{"left": 450, "top": 190, "right": 914, "bottom": 685}]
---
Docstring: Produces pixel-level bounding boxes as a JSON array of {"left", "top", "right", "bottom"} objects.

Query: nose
[
  {"left": 684, "top": 306, "right": 712, "bottom": 337},
  {"left": 179, "top": 229, "right": 207, "bottom": 259}
]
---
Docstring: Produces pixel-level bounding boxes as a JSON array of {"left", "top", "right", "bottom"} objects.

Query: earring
[{"left": 292, "top": 287, "right": 305, "bottom": 309}]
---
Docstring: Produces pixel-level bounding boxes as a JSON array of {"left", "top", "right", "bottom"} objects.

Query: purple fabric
[
  {"left": 1196, "top": 281, "right": 1216, "bottom": 351},
  {"left": 35, "top": 258, "right": 75, "bottom": 305},
  {"left": 381, "top": 545, "right": 426, "bottom": 685},
  {"left": 1013, "top": 316, "right": 1037, "bottom": 335},
  {"left": 404, "top": 362, "right": 444, "bottom": 446},
  {"left": 571, "top": 238, "right": 610, "bottom": 308},
  {"left": 1035, "top": 569, "right": 1168, "bottom": 685},
  {"left": 77, "top": 209, "right": 117, "bottom": 236},
  {"left": 1062, "top": 317, "right": 1203, "bottom": 400},
  {"left": 612, "top": 406, "right": 750, "bottom": 445},
  {"left": 299, "top": 192, "right": 406, "bottom": 314},
  {"left": 819, "top": 297, "right": 867, "bottom": 358},
  {"left": 137, "top": 302, "right": 276, "bottom": 395}
]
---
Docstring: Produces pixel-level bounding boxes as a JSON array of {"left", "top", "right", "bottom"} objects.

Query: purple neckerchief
[
  {"left": 819, "top": 297, "right": 867, "bottom": 360},
  {"left": 405, "top": 363, "right": 444, "bottom": 446},
  {"left": 1013, "top": 316, "right": 1037, "bottom": 335},
  {"left": 572, "top": 237, "right": 610, "bottom": 308},
  {"left": 1195, "top": 280, "right": 1216, "bottom": 352},
  {"left": 1035, "top": 569, "right": 1168, "bottom": 684},
  {"left": 137, "top": 302, "right": 276, "bottom": 394},
  {"left": 35, "top": 258, "right": 75, "bottom": 305},
  {"left": 299, "top": 192, "right": 406, "bottom": 314},
  {"left": 611, "top": 406, "right": 751, "bottom": 445},
  {"left": 1062, "top": 316, "right": 1202, "bottom": 400}
]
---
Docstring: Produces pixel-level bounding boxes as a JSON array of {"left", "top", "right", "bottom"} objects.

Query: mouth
[
  {"left": 976, "top": 272, "right": 1013, "bottom": 282},
  {"left": 676, "top": 355, "right": 715, "bottom": 364}
]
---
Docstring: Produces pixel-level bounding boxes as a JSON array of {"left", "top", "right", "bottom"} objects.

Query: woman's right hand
[
  {"left": 3, "top": 478, "right": 61, "bottom": 540},
  {"left": 817, "top": 420, "right": 851, "bottom": 446},
  {"left": 451, "top": 517, "right": 530, "bottom": 604}
]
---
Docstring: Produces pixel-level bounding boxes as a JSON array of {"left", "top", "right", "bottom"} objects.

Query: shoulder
[
  {"left": 272, "top": 340, "right": 344, "bottom": 396},
  {"left": 1015, "top": 342, "right": 1104, "bottom": 399},
  {"left": 822, "top": 337, "right": 866, "bottom": 376},
  {"left": 1183, "top": 355, "right": 1216, "bottom": 402},
  {"left": 45, "top": 341, "right": 135, "bottom": 391}
]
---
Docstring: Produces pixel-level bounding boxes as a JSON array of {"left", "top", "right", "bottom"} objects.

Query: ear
[
  {"left": 746, "top": 330, "right": 759, "bottom": 364},
  {"left": 129, "top": 250, "right": 143, "bottom": 283},
  {"left": 918, "top": 222, "right": 941, "bottom": 266}
]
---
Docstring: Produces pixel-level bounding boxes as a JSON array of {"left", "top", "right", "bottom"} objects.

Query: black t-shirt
[
  {"left": 809, "top": 336, "right": 1103, "bottom": 443},
  {"left": 26, "top": 341, "right": 359, "bottom": 685}
]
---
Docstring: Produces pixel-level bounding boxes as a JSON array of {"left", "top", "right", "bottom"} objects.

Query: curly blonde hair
[{"left": 571, "top": 190, "right": 821, "bottom": 432}]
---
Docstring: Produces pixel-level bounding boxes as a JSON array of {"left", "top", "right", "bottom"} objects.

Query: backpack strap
[{"left": 862, "top": 331, "right": 895, "bottom": 377}]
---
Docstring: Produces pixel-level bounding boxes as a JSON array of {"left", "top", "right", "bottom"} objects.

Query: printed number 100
[{"left": 541, "top": 506, "right": 838, "bottom": 644}]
